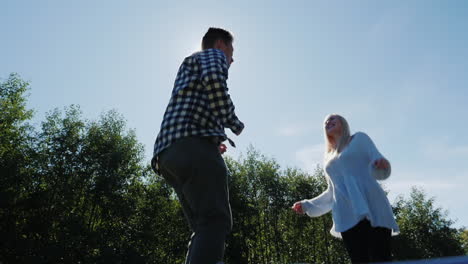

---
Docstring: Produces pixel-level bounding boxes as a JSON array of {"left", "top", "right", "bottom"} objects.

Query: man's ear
[{"left": 213, "top": 39, "right": 224, "bottom": 49}]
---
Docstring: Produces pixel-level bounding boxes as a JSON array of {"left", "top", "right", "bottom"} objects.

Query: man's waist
[
  {"left": 204, "top": 136, "right": 223, "bottom": 145},
  {"left": 154, "top": 131, "right": 227, "bottom": 156}
]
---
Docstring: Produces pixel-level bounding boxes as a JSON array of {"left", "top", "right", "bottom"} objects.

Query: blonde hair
[{"left": 324, "top": 114, "right": 351, "bottom": 161}]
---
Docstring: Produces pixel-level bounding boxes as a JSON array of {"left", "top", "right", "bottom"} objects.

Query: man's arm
[{"left": 201, "top": 52, "right": 244, "bottom": 135}]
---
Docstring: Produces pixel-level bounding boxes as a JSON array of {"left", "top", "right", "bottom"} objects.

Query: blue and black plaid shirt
[{"left": 152, "top": 48, "right": 244, "bottom": 173}]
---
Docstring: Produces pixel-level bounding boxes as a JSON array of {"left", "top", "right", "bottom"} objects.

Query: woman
[{"left": 292, "top": 114, "right": 399, "bottom": 263}]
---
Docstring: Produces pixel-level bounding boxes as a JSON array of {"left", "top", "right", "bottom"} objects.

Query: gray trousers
[{"left": 158, "top": 137, "right": 232, "bottom": 264}]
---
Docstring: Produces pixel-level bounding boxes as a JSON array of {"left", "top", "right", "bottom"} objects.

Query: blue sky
[{"left": 2, "top": 0, "right": 468, "bottom": 228}]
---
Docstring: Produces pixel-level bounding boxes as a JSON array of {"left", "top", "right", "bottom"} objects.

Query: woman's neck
[{"left": 329, "top": 134, "right": 341, "bottom": 148}]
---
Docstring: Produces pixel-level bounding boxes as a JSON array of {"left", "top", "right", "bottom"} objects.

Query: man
[{"left": 152, "top": 27, "right": 244, "bottom": 264}]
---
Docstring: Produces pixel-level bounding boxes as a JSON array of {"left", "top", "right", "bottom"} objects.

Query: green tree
[
  {"left": 2, "top": 73, "right": 466, "bottom": 263},
  {"left": 0, "top": 73, "right": 35, "bottom": 263},
  {"left": 0, "top": 74, "right": 188, "bottom": 263},
  {"left": 459, "top": 229, "right": 468, "bottom": 254},
  {"left": 225, "top": 148, "right": 348, "bottom": 264},
  {"left": 393, "top": 187, "right": 465, "bottom": 260}
]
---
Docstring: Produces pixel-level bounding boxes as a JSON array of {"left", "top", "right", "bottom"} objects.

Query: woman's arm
[
  {"left": 359, "top": 132, "right": 391, "bottom": 180},
  {"left": 293, "top": 178, "right": 333, "bottom": 217}
]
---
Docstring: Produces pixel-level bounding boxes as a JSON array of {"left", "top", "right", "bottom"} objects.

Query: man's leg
[{"left": 159, "top": 137, "right": 231, "bottom": 264}]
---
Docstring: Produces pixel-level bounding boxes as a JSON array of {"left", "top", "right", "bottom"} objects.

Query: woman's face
[{"left": 325, "top": 116, "right": 343, "bottom": 138}]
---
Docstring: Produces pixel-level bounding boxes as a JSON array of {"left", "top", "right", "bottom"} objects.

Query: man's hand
[{"left": 219, "top": 143, "right": 227, "bottom": 154}]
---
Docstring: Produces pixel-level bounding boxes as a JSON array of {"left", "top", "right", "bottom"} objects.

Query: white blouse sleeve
[
  {"left": 301, "top": 178, "right": 333, "bottom": 217},
  {"left": 360, "top": 132, "right": 391, "bottom": 180}
]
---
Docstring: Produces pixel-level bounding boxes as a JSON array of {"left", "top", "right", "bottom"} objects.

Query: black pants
[
  {"left": 341, "top": 219, "right": 392, "bottom": 264},
  {"left": 158, "top": 137, "right": 231, "bottom": 264}
]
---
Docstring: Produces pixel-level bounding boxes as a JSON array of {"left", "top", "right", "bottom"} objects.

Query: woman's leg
[
  {"left": 369, "top": 226, "right": 392, "bottom": 262},
  {"left": 341, "top": 219, "right": 371, "bottom": 264}
]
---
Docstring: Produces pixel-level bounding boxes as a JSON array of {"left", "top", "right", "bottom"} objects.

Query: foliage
[
  {"left": 459, "top": 229, "right": 468, "bottom": 254},
  {"left": 0, "top": 74, "right": 188, "bottom": 263},
  {"left": 225, "top": 149, "right": 348, "bottom": 264},
  {"left": 1, "top": 73, "right": 466, "bottom": 263},
  {"left": 392, "top": 187, "right": 465, "bottom": 260}
]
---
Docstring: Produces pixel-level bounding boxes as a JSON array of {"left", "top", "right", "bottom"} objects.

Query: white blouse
[{"left": 301, "top": 132, "right": 399, "bottom": 238}]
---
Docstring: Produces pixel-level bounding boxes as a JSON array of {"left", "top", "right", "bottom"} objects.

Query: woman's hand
[
  {"left": 373, "top": 158, "right": 390, "bottom": 170},
  {"left": 292, "top": 202, "right": 304, "bottom": 214}
]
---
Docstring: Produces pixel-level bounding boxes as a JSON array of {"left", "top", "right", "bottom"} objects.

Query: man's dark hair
[{"left": 202, "top": 27, "right": 234, "bottom": 50}]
